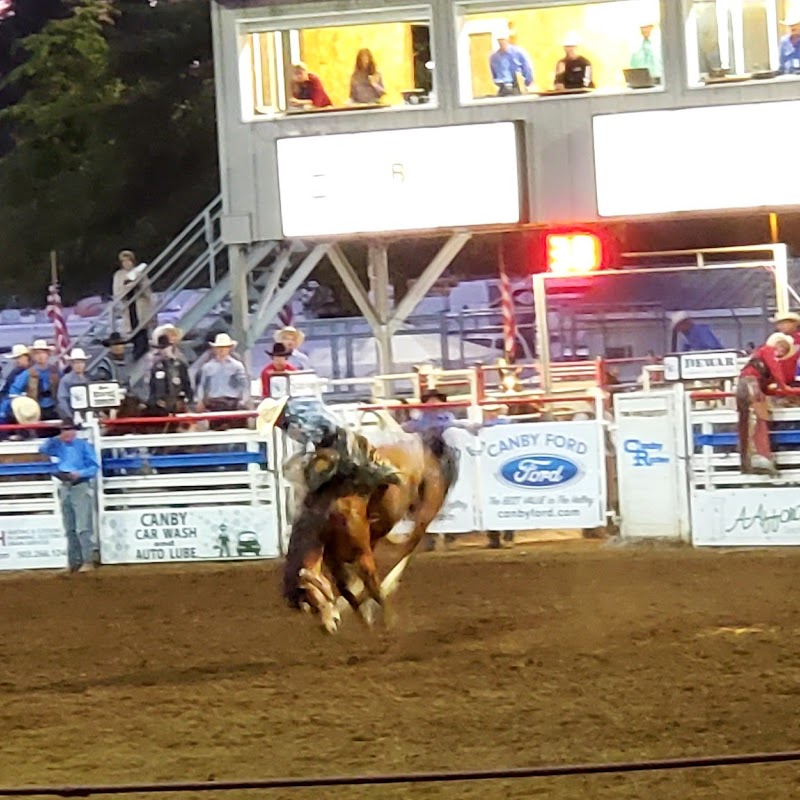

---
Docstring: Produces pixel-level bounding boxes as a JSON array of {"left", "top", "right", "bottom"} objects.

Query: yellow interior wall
[
  {"left": 466, "top": 0, "right": 660, "bottom": 93},
  {"left": 300, "top": 23, "right": 416, "bottom": 106}
]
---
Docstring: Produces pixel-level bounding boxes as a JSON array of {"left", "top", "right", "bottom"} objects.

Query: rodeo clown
[
  {"left": 737, "top": 332, "right": 800, "bottom": 475},
  {"left": 256, "top": 395, "right": 399, "bottom": 494}
]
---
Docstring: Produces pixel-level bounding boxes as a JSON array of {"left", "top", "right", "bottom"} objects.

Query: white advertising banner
[
  {"left": 277, "top": 122, "right": 521, "bottom": 237},
  {"left": 693, "top": 488, "right": 800, "bottom": 546},
  {"left": 99, "top": 506, "right": 281, "bottom": 564},
  {"left": 594, "top": 100, "right": 800, "bottom": 216},
  {"left": 615, "top": 393, "right": 687, "bottom": 540},
  {"left": 479, "top": 421, "right": 605, "bottom": 529},
  {"left": 0, "top": 515, "right": 67, "bottom": 571}
]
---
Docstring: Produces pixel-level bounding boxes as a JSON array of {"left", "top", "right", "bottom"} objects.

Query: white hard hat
[{"left": 562, "top": 31, "right": 581, "bottom": 47}]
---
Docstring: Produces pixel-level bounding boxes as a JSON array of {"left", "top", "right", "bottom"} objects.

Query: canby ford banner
[{"left": 479, "top": 421, "right": 605, "bottom": 529}]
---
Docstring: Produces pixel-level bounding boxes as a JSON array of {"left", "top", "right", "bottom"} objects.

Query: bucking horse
[{"left": 270, "top": 398, "right": 458, "bottom": 633}]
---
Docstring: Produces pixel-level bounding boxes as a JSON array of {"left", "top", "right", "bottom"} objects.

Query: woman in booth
[
  {"left": 349, "top": 48, "right": 386, "bottom": 104},
  {"left": 737, "top": 332, "right": 798, "bottom": 475}
]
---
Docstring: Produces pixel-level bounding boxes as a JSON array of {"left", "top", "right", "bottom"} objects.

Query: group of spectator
[
  {"left": 289, "top": 48, "right": 386, "bottom": 110},
  {"left": 489, "top": 19, "right": 661, "bottom": 95},
  {"left": 0, "top": 323, "right": 313, "bottom": 427}
]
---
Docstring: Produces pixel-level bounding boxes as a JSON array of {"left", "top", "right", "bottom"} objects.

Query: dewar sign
[{"left": 480, "top": 422, "right": 604, "bottom": 529}]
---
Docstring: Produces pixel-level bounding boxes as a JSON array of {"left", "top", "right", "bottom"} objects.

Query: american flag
[
  {"left": 46, "top": 282, "right": 70, "bottom": 367},
  {"left": 498, "top": 242, "right": 517, "bottom": 362},
  {"left": 277, "top": 303, "right": 293, "bottom": 327}
]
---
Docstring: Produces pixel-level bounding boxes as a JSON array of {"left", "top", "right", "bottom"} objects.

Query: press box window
[
  {"left": 683, "top": 0, "right": 799, "bottom": 85},
  {"left": 455, "top": 0, "right": 664, "bottom": 104},
  {"left": 238, "top": 10, "right": 435, "bottom": 120}
]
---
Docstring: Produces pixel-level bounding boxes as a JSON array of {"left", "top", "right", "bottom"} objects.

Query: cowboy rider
[{"left": 7, "top": 339, "right": 62, "bottom": 421}]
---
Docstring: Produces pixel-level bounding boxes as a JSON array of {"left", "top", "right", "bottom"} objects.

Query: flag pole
[
  {"left": 50, "top": 250, "right": 58, "bottom": 287},
  {"left": 497, "top": 235, "right": 517, "bottom": 364}
]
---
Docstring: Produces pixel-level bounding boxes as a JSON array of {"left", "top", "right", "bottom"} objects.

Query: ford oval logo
[{"left": 499, "top": 455, "right": 580, "bottom": 489}]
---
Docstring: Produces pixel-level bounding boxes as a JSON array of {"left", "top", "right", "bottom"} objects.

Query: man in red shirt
[
  {"left": 290, "top": 63, "right": 332, "bottom": 109},
  {"left": 737, "top": 332, "right": 798, "bottom": 474},
  {"left": 260, "top": 343, "right": 297, "bottom": 398},
  {"left": 771, "top": 311, "right": 800, "bottom": 385}
]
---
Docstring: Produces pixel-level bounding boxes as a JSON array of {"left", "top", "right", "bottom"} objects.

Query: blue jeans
[{"left": 58, "top": 482, "right": 96, "bottom": 570}]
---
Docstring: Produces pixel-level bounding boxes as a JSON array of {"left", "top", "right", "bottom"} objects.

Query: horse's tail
[{"left": 282, "top": 508, "right": 321, "bottom": 609}]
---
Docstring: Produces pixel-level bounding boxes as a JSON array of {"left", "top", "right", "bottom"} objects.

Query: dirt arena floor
[{"left": 2, "top": 541, "right": 800, "bottom": 800}]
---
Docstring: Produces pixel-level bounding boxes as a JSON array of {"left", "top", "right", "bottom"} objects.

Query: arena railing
[{"left": 0, "top": 421, "right": 64, "bottom": 516}]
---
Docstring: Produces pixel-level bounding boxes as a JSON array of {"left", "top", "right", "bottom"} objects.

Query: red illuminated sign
[{"left": 545, "top": 232, "right": 603, "bottom": 275}]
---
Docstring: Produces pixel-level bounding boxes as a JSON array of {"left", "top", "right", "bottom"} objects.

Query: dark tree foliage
[{"left": 0, "top": 0, "right": 217, "bottom": 304}]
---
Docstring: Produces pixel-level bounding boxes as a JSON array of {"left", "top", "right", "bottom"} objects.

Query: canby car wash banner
[{"left": 479, "top": 421, "right": 605, "bottom": 529}]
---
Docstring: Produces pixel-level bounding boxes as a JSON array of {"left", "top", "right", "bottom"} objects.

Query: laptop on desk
[{"left": 623, "top": 68, "right": 657, "bottom": 89}]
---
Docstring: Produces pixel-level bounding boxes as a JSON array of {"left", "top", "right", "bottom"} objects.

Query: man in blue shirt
[
  {"left": 779, "top": 16, "right": 800, "bottom": 74},
  {"left": 670, "top": 311, "right": 724, "bottom": 352},
  {"left": 489, "top": 31, "right": 534, "bottom": 96},
  {"left": 40, "top": 420, "right": 100, "bottom": 573}
]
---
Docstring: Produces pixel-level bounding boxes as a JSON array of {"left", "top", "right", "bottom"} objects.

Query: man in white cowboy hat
[
  {"left": 630, "top": 16, "right": 662, "bottom": 81},
  {"left": 274, "top": 325, "right": 311, "bottom": 371},
  {"left": 195, "top": 332, "right": 250, "bottom": 417},
  {"left": 7, "top": 339, "right": 62, "bottom": 421},
  {"left": 779, "top": 13, "right": 800, "bottom": 74},
  {"left": 57, "top": 348, "right": 90, "bottom": 420},
  {"left": 555, "top": 31, "right": 594, "bottom": 89},
  {"left": 0, "top": 344, "right": 30, "bottom": 423},
  {"left": 39, "top": 419, "right": 100, "bottom": 573},
  {"left": 669, "top": 311, "right": 724, "bottom": 352}
]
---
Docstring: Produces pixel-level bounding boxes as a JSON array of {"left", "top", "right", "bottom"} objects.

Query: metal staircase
[{"left": 70, "top": 195, "right": 323, "bottom": 386}]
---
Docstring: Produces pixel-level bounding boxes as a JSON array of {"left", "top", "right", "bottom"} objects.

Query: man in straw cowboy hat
[
  {"left": 39, "top": 419, "right": 100, "bottom": 573},
  {"left": 0, "top": 344, "right": 30, "bottom": 423},
  {"left": 195, "top": 333, "right": 250, "bottom": 418},
  {"left": 770, "top": 311, "right": 800, "bottom": 386},
  {"left": 57, "top": 348, "right": 90, "bottom": 420},
  {"left": 8, "top": 339, "right": 62, "bottom": 422},
  {"left": 737, "top": 332, "right": 799, "bottom": 475},
  {"left": 274, "top": 325, "right": 311, "bottom": 371},
  {"left": 779, "top": 13, "right": 800, "bottom": 74}
]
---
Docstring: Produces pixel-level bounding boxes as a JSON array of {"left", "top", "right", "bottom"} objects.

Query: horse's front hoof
[
  {"left": 321, "top": 606, "right": 342, "bottom": 634},
  {"left": 359, "top": 598, "right": 381, "bottom": 628}
]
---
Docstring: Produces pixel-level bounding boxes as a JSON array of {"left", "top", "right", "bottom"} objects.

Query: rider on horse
[{"left": 278, "top": 397, "right": 400, "bottom": 494}]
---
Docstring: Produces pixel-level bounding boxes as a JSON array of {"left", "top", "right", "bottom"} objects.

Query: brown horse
[{"left": 282, "top": 434, "right": 457, "bottom": 633}]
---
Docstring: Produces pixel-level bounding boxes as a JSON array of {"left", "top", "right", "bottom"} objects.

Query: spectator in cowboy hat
[
  {"left": 779, "top": 14, "right": 800, "bottom": 74},
  {"left": 92, "top": 332, "right": 132, "bottom": 390},
  {"left": 142, "top": 323, "right": 186, "bottom": 396},
  {"left": 39, "top": 419, "right": 100, "bottom": 573},
  {"left": 669, "top": 311, "right": 724, "bottom": 353},
  {"left": 260, "top": 342, "right": 297, "bottom": 398},
  {"left": 0, "top": 344, "right": 30, "bottom": 423},
  {"left": 57, "top": 348, "right": 90, "bottom": 420},
  {"left": 192, "top": 329, "right": 244, "bottom": 391},
  {"left": 195, "top": 333, "right": 250, "bottom": 416},
  {"left": 113, "top": 249, "right": 154, "bottom": 361},
  {"left": 8, "top": 339, "right": 61, "bottom": 422},
  {"left": 148, "top": 335, "right": 193, "bottom": 413},
  {"left": 402, "top": 388, "right": 457, "bottom": 434},
  {"left": 274, "top": 325, "right": 311, "bottom": 371}
]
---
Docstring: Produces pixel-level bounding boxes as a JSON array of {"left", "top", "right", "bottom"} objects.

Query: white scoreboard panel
[
  {"left": 276, "top": 122, "right": 522, "bottom": 237},
  {"left": 593, "top": 100, "right": 800, "bottom": 217}
]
